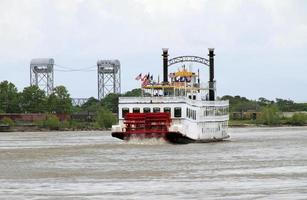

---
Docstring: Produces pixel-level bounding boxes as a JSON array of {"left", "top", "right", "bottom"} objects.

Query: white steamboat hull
[{"left": 112, "top": 96, "right": 230, "bottom": 144}]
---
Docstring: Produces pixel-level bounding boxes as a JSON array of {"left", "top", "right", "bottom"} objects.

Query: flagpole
[
  {"left": 141, "top": 86, "right": 144, "bottom": 97},
  {"left": 184, "top": 79, "right": 187, "bottom": 97}
]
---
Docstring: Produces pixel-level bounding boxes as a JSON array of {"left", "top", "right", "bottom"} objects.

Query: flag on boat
[
  {"left": 135, "top": 73, "right": 142, "bottom": 80},
  {"left": 141, "top": 73, "right": 149, "bottom": 81},
  {"left": 142, "top": 78, "right": 149, "bottom": 87},
  {"left": 141, "top": 73, "right": 150, "bottom": 86}
]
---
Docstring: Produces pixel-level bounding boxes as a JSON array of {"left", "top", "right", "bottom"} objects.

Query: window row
[
  {"left": 122, "top": 107, "right": 182, "bottom": 118},
  {"left": 204, "top": 106, "right": 228, "bottom": 116},
  {"left": 186, "top": 108, "right": 196, "bottom": 120}
]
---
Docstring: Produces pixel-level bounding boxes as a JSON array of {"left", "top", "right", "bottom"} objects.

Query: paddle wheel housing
[{"left": 120, "top": 112, "right": 172, "bottom": 139}]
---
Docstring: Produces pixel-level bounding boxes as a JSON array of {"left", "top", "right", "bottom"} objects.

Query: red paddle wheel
[{"left": 112, "top": 112, "right": 171, "bottom": 140}]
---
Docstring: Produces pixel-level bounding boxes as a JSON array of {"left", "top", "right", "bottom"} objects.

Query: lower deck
[{"left": 112, "top": 96, "right": 230, "bottom": 142}]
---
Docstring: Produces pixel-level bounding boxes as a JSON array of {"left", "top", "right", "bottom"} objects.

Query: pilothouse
[{"left": 112, "top": 48, "right": 229, "bottom": 144}]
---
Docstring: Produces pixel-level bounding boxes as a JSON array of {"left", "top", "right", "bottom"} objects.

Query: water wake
[{"left": 125, "top": 137, "right": 168, "bottom": 145}]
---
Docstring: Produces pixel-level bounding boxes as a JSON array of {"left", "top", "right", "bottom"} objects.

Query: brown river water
[{"left": 0, "top": 127, "right": 307, "bottom": 199}]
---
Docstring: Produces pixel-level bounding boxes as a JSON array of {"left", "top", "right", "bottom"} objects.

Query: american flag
[
  {"left": 135, "top": 73, "right": 142, "bottom": 80},
  {"left": 142, "top": 79, "right": 149, "bottom": 87},
  {"left": 141, "top": 73, "right": 150, "bottom": 81}
]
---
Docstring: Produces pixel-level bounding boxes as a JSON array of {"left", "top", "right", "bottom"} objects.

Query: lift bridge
[
  {"left": 30, "top": 58, "right": 54, "bottom": 95},
  {"left": 97, "top": 60, "right": 121, "bottom": 100},
  {"left": 30, "top": 58, "right": 121, "bottom": 106}
]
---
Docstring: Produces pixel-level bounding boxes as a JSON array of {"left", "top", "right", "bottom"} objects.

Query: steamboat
[{"left": 112, "top": 48, "right": 229, "bottom": 144}]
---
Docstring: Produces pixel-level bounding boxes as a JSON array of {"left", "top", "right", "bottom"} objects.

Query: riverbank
[
  {"left": 229, "top": 119, "right": 307, "bottom": 128},
  {"left": 0, "top": 124, "right": 110, "bottom": 132}
]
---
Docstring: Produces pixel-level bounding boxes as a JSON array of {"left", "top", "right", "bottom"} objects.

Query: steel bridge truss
[
  {"left": 30, "top": 58, "right": 54, "bottom": 95},
  {"left": 97, "top": 60, "right": 121, "bottom": 100},
  {"left": 72, "top": 98, "right": 89, "bottom": 107}
]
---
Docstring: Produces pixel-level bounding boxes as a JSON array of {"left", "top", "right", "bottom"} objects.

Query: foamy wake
[{"left": 125, "top": 137, "right": 168, "bottom": 145}]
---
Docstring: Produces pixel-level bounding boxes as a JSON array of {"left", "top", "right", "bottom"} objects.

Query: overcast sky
[{"left": 0, "top": 0, "right": 306, "bottom": 102}]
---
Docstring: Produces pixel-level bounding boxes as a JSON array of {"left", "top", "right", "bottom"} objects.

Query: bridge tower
[
  {"left": 30, "top": 58, "right": 54, "bottom": 95},
  {"left": 97, "top": 60, "right": 121, "bottom": 100}
]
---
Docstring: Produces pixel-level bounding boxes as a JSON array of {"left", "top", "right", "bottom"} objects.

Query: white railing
[
  {"left": 198, "top": 115, "right": 229, "bottom": 122},
  {"left": 119, "top": 96, "right": 229, "bottom": 107}
]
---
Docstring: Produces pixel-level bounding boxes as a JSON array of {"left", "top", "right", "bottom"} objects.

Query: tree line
[
  {"left": 0, "top": 81, "right": 72, "bottom": 114},
  {"left": 221, "top": 95, "right": 307, "bottom": 112},
  {"left": 0, "top": 80, "right": 143, "bottom": 129},
  {"left": 221, "top": 95, "right": 307, "bottom": 125},
  {"left": 1, "top": 80, "right": 306, "bottom": 127},
  {"left": 0, "top": 80, "right": 144, "bottom": 114}
]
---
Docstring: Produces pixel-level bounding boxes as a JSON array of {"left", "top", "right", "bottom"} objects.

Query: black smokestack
[
  {"left": 162, "top": 48, "right": 169, "bottom": 84},
  {"left": 208, "top": 48, "right": 215, "bottom": 101}
]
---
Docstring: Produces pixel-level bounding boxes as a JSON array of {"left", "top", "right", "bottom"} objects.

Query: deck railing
[{"left": 119, "top": 96, "right": 229, "bottom": 107}]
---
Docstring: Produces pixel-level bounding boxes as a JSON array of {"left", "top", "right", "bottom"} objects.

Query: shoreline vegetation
[{"left": 1, "top": 80, "right": 307, "bottom": 132}]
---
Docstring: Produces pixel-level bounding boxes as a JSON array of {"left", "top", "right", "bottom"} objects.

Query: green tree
[
  {"left": 44, "top": 114, "right": 60, "bottom": 130},
  {"left": 80, "top": 97, "right": 100, "bottom": 113},
  {"left": 124, "top": 88, "right": 143, "bottom": 97},
  {"left": 101, "top": 93, "right": 120, "bottom": 113},
  {"left": 124, "top": 88, "right": 151, "bottom": 97},
  {"left": 96, "top": 106, "right": 116, "bottom": 128},
  {"left": 258, "top": 97, "right": 273, "bottom": 106},
  {"left": 82, "top": 97, "right": 99, "bottom": 109},
  {"left": 258, "top": 105, "right": 280, "bottom": 125},
  {"left": 276, "top": 98, "right": 295, "bottom": 112},
  {"left": 289, "top": 113, "right": 307, "bottom": 126},
  {"left": 0, "top": 81, "right": 20, "bottom": 113},
  {"left": 47, "top": 86, "right": 72, "bottom": 114},
  {"left": 221, "top": 95, "right": 259, "bottom": 112},
  {"left": 20, "top": 85, "right": 46, "bottom": 113},
  {"left": 0, "top": 117, "right": 15, "bottom": 126}
]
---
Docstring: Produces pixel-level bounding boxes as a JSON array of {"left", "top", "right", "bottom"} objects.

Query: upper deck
[
  {"left": 118, "top": 96, "right": 229, "bottom": 122},
  {"left": 119, "top": 96, "right": 228, "bottom": 107}
]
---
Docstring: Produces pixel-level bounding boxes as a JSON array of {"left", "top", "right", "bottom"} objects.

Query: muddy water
[{"left": 0, "top": 127, "right": 307, "bottom": 199}]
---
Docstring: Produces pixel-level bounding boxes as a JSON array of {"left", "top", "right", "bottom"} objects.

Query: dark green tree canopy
[
  {"left": 123, "top": 88, "right": 142, "bottom": 97},
  {"left": 81, "top": 97, "right": 99, "bottom": 109},
  {"left": 0, "top": 81, "right": 20, "bottom": 113},
  {"left": 101, "top": 93, "right": 120, "bottom": 113},
  {"left": 47, "top": 86, "right": 73, "bottom": 114},
  {"left": 20, "top": 85, "right": 47, "bottom": 113},
  {"left": 222, "top": 95, "right": 307, "bottom": 112}
]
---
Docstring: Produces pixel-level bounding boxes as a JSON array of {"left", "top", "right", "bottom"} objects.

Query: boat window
[
  {"left": 174, "top": 107, "right": 182, "bottom": 118},
  {"left": 143, "top": 107, "right": 151, "bottom": 113},
  {"left": 122, "top": 108, "right": 129, "bottom": 118},
  {"left": 153, "top": 107, "right": 160, "bottom": 113},
  {"left": 163, "top": 107, "right": 171, "bottom": 113},
  {"left": 133, "top": 108, "right": 140, "bottom": 113},
  {"left": 193, "top": 95, "right": 196, "bottom": 100}
]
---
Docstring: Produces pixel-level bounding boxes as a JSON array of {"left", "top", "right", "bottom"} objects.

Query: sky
[{"left": 0, "top": 0, "right": 306, "bottom": 102}]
